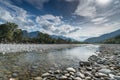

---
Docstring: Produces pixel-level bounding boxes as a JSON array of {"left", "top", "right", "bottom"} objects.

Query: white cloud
[
  {"left": 0, "top": 0, "right": 37, "bottom": 31},
  {"left": 0, "top": 7, "right": 13, "bottom": 21},
  {"left": 91, "top": 17, "right": 108, "bottom": 24},
  {"left": 24, "top": 0, "right": 49, "bottom": 9},
  {"left": 75, "top": 0, "right": 96, "bottom": 18}
]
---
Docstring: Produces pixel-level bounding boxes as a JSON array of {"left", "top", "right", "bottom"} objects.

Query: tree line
[
  {"left": 0, "top": 22, "right": 80, "bottom": 44},
  {"left": 104, "top": 35, "right": 120, "bottom": 44}
]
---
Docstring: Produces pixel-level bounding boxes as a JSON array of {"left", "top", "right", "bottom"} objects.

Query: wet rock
[
  {"left": 76, "top": 72, "right": 85, "bottom": 79},
  {"left": 69, "top": 72, "right": 75, "bottom": 75},
  {"left": 12, "top": 73, "right": 18, "bottom": 78},
  {"left": 88, "top": 55, "right": 98, "bottom": 62},
  {"left": 74, "top": 77, "right": 82, "bottom": 80},
  {"left": 97, "top": 58, "right": 106, "bottom": 64},
  {"left": 99, "top": 69, "right": 111, "bottom": 74},
  {"left": 31, "top": 65, "right": 38, "bottom": 69},
  {"left": 66, "top": 67, "right": 76, "bottom": 72},
  {"left": 79, "top": 61, "right": 91, "bottom": 67},
  {"left": 59, "top": 75, "right": 67, "bottom": 80},
  {"left": 54, "top": 70, "right": 61, "bottom": 74},
  {"left": 109, "top": 74, "right": 114, "bottom": 79},
  {"left": 95, "top": 72, "right": 108, "bottom": 77},
  {"left": 9, "top": 78, "right": 18, "bottom": 80},
  {"left": 65, "top": 73, "right": 70, "bottom": 77},
  {"left": 34, "top": 77, "right": 42, "bottom": 80},
  {"left": 114, "top": 76, "right": 120, "bottom": 80},
  {"left": 86, "top": 67, "right": 92, "bottom": 71},
  {"left": 85, "top": 77, "right": 91, "bottom": 80},
  {"left": 42, "top": 72, "right": 50, "bottom": 77}
]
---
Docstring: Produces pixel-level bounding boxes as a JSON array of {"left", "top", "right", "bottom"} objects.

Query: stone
[
  {"left": 69, "top": 72, "right": 74, "bottom": 75},
  {"left": 54, "top": 70, "right": 60, "bottom": 74},
  {"left": 12, "top": 73, "right": 18, "bottom": 78},
  {"left": 79, "top": 61, "right": 91, "bottom": 67},
  {"left": 114, "top": 76, "right": 120, "bottom": 80},
  {"left": 97, "top": 58, "right": 106, "bottom": 64},
  {"left": 86, "top": 67, "right": 92, "bottom": 71},
  {"left": 96, "top": 72, "right": 108, "bottom": 77},
  {"left": 42, "top": 73, "right": 50, "bottom": 77},
  {"left": 74, "top": 77, "right": 82, "bottom": 80},
  {"left": 31, "top": 65, "right": 38, "bottom": 69},
  {"left": 34, "top": 77, "right": 42, "bottom": 80},
  {"left": 88, "top": 55, "right": 98, "bottom": 61},
  {"left": 59, "top": 75, "right": 67, "bottom": 80},
  {"left": 65, "top": 73, "right": 70, "bottom": 77},
  {"left": 76, "top": 72, "right": 85, "bottom": 79},
  {"left": 9, "top": 78, "right": 17, "bottom": 80},
  {"left": 109, "top": 74, "right": 114, "bottom": 79},
  {"left": 99, "top": 69, "right": 111, "bottom": 74},
  {"left": 66, "top": 67, "right": 76, "bottom": 72},
  {"left": 85, "top": 77, "right": 91, "bottom": 80}
]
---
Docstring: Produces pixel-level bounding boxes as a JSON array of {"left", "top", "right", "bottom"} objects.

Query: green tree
[{"left": 0, "top": 22, "right": 20, "bottom": 42}]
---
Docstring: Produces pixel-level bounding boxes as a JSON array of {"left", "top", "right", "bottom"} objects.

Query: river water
[{"left": 0, "top": 44, "right": 99, "bottom": 79}]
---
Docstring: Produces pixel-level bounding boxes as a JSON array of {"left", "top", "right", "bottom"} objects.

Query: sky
[{"left": 0, "top": 0, "right": 120, "bottom": 41}]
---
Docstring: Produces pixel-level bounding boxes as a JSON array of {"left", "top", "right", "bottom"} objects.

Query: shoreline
[
  {"left": 31, "top": 44, "right": 120, "bottom": 80},
  {"left": 0, "top": 44, "right": 82, "bottom": 53}
]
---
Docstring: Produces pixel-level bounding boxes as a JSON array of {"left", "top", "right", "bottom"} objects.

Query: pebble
[
  {"left": 34, "top": 77, "right": 42, "bottom": 80},
  {"left": 59, "top": 75, "right": 67, "bottom": 80},
  {"left": 99, "top": 69, "right": 111, "bottom": 74},
  {"left": 74, "top": 77, "right": 82, "bottom": 80},
  {"left": 114, "top": 76, "right": 120, "bottom": 80},
  {"left": 66, "top": 67, "right": 76, "bottom": 72},
  {"left": 42, "top": 73, "right": 50, "bottom": 77}
]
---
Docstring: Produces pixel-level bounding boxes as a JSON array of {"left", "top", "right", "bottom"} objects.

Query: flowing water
[{"left": 0, "top": 44, "right": 99, "bottom": 79}]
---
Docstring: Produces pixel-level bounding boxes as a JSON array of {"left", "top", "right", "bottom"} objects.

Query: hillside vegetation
[{"left": 0, "top": 22, "right": 80, "bottom": 44}]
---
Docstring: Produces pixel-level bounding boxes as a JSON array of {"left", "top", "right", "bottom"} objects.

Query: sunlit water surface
[{"left": 0, "top": 44, "right": 99, "bottom": 78}]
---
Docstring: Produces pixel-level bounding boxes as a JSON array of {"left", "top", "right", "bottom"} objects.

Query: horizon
[{"left": 0, "top": 0, "right": 120, "bottom": 41}]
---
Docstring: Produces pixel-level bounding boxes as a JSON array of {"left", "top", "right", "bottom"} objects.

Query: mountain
[
  {"left": 85, "top": 29, "right": 120, "bottom": 43},
  {"left": 51, "top": 35, "right": 76, "bottom": 41},
  {"left": 22, "top": 30, "right": 39, "bottom": 38},
  {"left": 104, "top": 35, "right": 120, "bottom": 43}
]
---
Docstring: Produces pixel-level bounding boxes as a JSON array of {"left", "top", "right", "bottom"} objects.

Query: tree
[{"left": 0, "top": 22, "right": 21, "bottom": 42}]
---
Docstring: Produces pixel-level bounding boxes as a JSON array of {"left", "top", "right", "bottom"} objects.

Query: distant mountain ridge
[
  {"left": 23, "top": 30, "right": 75, "bottom": 41},
  {"left": 51, "top": 35, "right": 76, "bottom": 41},
  {"left": 22, "top": 30, "right": 39, "bottom": 38},
  {"left": 85, "top": 29, "right": 120, "bottom": 43}
]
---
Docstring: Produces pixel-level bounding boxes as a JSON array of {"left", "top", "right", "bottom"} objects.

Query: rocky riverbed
[
  {"left": 1, "top": 44, "right": 120, "bottom": 80},
  {"left": 29, "top": 44, "right": 120, "bottom": 80}
]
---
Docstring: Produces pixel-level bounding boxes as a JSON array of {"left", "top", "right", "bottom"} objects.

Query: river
[{"left": 0, "top": 44, "right": 99, "bottom": 79}]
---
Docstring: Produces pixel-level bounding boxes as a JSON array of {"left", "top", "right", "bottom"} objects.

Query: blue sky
[{"left": 0, "top": 0, "right": 120, "bottom": 41}]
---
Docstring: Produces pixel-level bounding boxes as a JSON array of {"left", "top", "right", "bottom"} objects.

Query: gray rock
[
  {"left": 59, "top": 75, "right": 67, "bottom": 80},
  {"left": 99, "top": 69, "right": 111, "bottom": 74},
  {"left": 74, "top": 77, "right": 82, "bottom": 80},
  {"left": 12, "top": 73, "right": 18, "bottom": 78},
  {"left": 54, "top": 70, "right": 60, "bottom": 74},
  {"left": 79, "top": 61, "right": 91, "bottom": 67},
  {"left": 114, "top": 76, "right": 120, "bottom": 80},
  {"left": 42, "top": 73, "right": 50, "bottom": 77},
  {"left": 34, "top": 77, "right": 42, "bottom": 80},
  {"left": 85, "top": 77, "right": 91, "bottom": 80},
  {"left": 95, "top": 72, "right": 108, "bottom": 77},
  {"left": 66, "top": 67, "right": 76, "bottom": 72},
  {"left": 97, "top": 58, "right": 106, "bottom": 64},
  {"left": 86, "top": 67, "right": 92, "bottom": 71},
  {"left": 76, "top": 72, "right": 85, "bottom": 79}
]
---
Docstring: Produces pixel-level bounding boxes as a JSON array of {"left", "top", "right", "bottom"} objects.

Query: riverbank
[
  {"left": 27, "top": 44, "right": 120, "bottom": 80},
  {"left": 0, "top": 44, "right": 82, "bottom": 53},
  {"left": 1, "top": 44, "right": 120, "bottom": 80}
]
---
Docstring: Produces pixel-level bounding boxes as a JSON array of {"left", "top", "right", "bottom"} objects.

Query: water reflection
[{"left": 0, "top": 44, "right": 99, "bottom": 77}]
